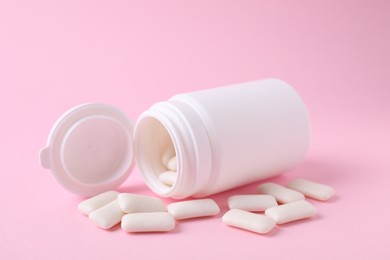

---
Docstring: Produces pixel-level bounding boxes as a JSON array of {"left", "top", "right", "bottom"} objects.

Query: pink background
[{"left": 1, "top": 1, "right": 389, "bottom": 259}]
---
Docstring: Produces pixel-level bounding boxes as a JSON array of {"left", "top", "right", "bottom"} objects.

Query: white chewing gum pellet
[
  {"left": 159, "top": 171, "right": 177, "bottom": 186},
  {"left": 121, "top": 212, "right": 175, "bottom": 233},
  {"left": 265, "top": 200, "right": 317, "bottom": 224},
  {"left": 167, "top": 199, "right": 220, "bottom": 220},
  {"left": 228, "top": 195, "right": 277, "bottom": 212},
  {"left": 78, "top": 191, "right": 119, "bottom": 215},
  {"left": 166, "top": 156, "right": 177, "bottom": 171},
  {"left": 89, "top": 200, "right": 124, "bottom": 229},
  {"left": 117, "top": 193, "right": 166, "bottom": 213},
  {"left": 162, "top": 147, "right": 175, "bottom": 166},
  {"left": 287, "top": 179, "right": 335, "bottom": 201},
  {"left": 222, "top": 209, "right": 276, "bottom": 234},
  {"left": 257, "top": 183, "right": 305, "bottom": 204}
]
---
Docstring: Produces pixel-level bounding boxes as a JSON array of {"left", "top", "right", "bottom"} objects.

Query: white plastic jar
[
  {"left": 134, "top": 79, "right": 310, "bottom": 198},
  {"left": 40, "top": 78, "right": 310, "bottom": 198}
]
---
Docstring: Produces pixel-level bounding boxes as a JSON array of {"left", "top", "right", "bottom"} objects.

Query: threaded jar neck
[{"left": 134, "top": 100, "right": 212, "bottom": 199}]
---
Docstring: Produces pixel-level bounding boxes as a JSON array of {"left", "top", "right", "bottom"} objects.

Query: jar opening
[
  {"left": 134, "top": 116, "right": 179, "bottom": 194},
  {"left": 135, "top": 100, "right": 213, "bottom": 199}
]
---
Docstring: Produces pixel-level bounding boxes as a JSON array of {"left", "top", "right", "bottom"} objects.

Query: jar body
[{"left": 134, "top": 79, "right": 310, "bottom": 199}]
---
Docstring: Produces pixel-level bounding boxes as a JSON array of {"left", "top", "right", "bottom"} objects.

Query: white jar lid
[{"left": 39, "top": 103, "right": 135, "bottom": 196}]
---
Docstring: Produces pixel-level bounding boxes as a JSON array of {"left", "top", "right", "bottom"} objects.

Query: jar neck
[{"left": 134, "top": 100, "right": 212, "bottom": 199}]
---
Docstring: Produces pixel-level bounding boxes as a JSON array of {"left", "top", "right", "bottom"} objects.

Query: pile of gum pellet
[
  {"left": 223, "top": 179, "right": 335, "bottom": 234},
  {"left": 159, "top": 148, "right": 178, "bottom": 186},
  {"left": 78, "top": 178, "right": 335, "bottom": 234}
]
